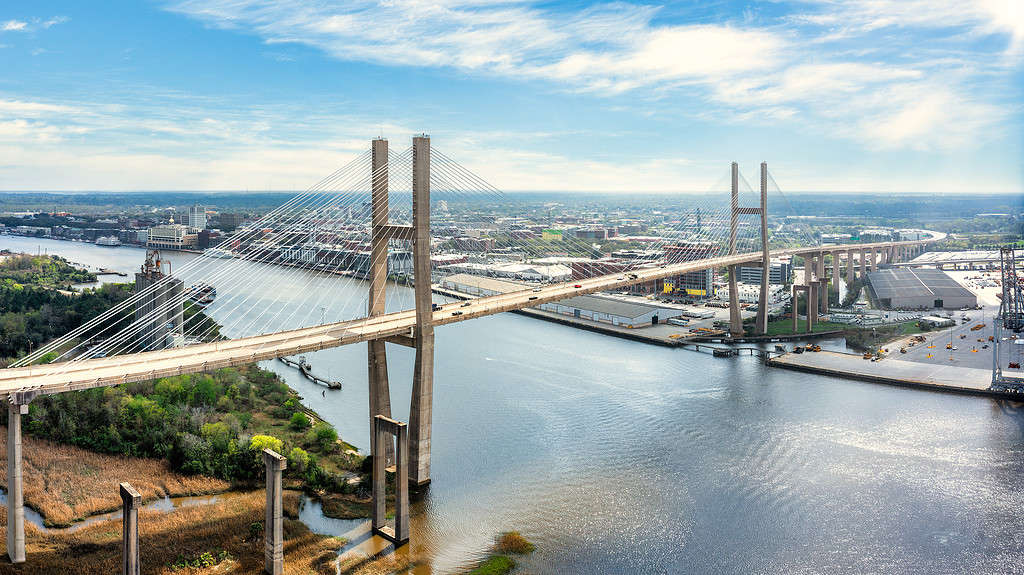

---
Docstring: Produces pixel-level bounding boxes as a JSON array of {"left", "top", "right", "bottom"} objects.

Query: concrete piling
[
  {"left": 120, "top": 482, "right": 141, "bottom": 575},
  {"left": 6, "top": 401, "right": 25, "bottom": 564},
  {"left": 263, "top": 449, "right": 287, "bottom": 575}
]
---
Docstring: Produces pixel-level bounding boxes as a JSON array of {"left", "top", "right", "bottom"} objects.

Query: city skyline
[{"left": 0, "top": 0, "right": 1021, "bottom": 193}]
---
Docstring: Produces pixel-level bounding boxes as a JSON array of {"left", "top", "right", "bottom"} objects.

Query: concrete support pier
[
  {"left": 409, "top": 135, "right": 435, "bottom": 486},
  {"left": 263, "top": 449, "right": 287, "bottom": 575},
  {"left": 846, "top": 249, "right": 855, "bottom": 284},
  {"left": 807, "top": 283, "right": 818, "bottom": 330},
  {"left": 372, "top": 415, "right": 410, "bottom": 545},
  {"left": 860, "top": 249, "right": 867, "bottom": 278},
  {"left": 367, "top": 137, "right": 394, "bottom": 465},
  {"left": 6, "top": 395, "right": 30, "bottom": 564},
  {"left": 120, "top": 482, "right": 141, "bottom": 575}
]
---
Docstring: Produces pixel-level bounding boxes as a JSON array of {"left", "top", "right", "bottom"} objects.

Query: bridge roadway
[{"left": 0, "top": 238, "right": 939, "bottom": 397}]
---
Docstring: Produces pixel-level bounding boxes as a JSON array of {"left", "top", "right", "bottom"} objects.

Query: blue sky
[{"left": 0, "top": 0, "right": 1021, "bottom": 193}]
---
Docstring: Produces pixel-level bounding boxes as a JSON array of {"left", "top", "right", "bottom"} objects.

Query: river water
[{"left": 5, "top": 236, "right": 1024, "bottom": 574}]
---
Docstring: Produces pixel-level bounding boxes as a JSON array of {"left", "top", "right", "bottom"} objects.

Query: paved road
[{"left": 0, "top": 238, "right": 941, "bottom": 397}]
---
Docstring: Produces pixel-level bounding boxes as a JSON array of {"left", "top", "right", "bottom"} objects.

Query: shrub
[
  {"left": 290, "top": 412, "right": 311, "bottom": 430},
  {"left": 249, "top": 434, "right": 283, "bottom": 455},
  {"left": 314, "top": 422, "right": 337, "bottom": 447},
  {"left": 288, "top": 447, "right": 310, "bottom": 474}
]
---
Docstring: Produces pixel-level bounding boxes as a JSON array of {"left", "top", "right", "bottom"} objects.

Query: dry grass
[
  {"left": 493, "top": 531, "right": 534, "bottom": 555},
  {"left": 0, "top": 428, "right": 230, "bottom": 527},
  {"left": 0, "top": 490, "right": 344, "bottom": 575}
]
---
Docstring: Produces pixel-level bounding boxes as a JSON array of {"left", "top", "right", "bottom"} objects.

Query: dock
[
  {"left": 767, "top": 349, "right": 1011, "bottom": 398},
  {"left": 278, "top": 356, "right": 341, "bottom": 389}
]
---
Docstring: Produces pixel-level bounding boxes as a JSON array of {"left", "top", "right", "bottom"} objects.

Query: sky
[{"left": 0, "top": 0, "right": 1021, "bottom": 194}]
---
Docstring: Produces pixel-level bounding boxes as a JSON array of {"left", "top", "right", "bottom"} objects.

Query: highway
[{"left": 0, "top": 238, "right": 940, "bottom": 397}]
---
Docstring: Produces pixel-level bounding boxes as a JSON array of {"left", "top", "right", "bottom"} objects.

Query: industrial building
[
  {"left": 867, "top": 268, "right": 977, "bottom": 310},
  {"left": 134, "top": 251, "right": 184, "bottom": 350},
  {"left": 537, "top": 295, "right": 684, "bottom": 327}
]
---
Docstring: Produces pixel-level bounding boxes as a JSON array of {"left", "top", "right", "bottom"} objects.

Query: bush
[
  {"left": 249, "top": 434, "right": 283, "bottom": 455},
  {"left": 290, "top": 412, "right": 311, "bottom": 431},
  {"left": 312, "top": 422, "right": 337, "bottom": 452},
  {"left": 288, "top": 447, "right": 310, "bottom": 474}
]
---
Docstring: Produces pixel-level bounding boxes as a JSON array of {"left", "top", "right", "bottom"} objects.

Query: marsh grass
[
  {"left": 0, "top": 429, "right": 230, "bottom": 527},
  {"left": 0, "top": 490, "right": 343, "bottom": 575}
]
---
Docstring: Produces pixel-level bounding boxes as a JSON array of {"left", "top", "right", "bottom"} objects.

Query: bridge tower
[
  {"left": 368, "top": 138, "right": 395, "bottom": 464},
  {"left": 728, "top": 162, "right": 771, "bottom": 335},
  {"left": 409, "top": 135, "right": 435, "bottom": 486},
  {"left": 727, "top": 163, "right": 742, "bottom": 335},
  {"left": 365, "top": 135, "right": 435, "bottom": 486}
]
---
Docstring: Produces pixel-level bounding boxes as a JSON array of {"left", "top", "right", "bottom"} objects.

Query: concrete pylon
[
  {"left": 120, "top": 482, "right": 141, "bottom": 575},
  {"left": 860, "top": 249, "right": 867, "bottom": 278},
  {"left": 727, "top": 162, "right": 743, "bottom": 336},
  {"left": 367, "top": 138, "right": 395, "bottom": 465},
  {"left": 754, "top": 162, "right": 770, "bottom": 335},
  {"left": 846, "top": 249, "right": 855, "bottom": 284},
  {"left": 6, "top": 399, "right": 26, "bottom": 564},
  {"left": 263, "top": 449, "right": 287, "bottom": 575},
  {"left": 790, "top": 286, "right": 798, "bottom": 333},
  {"left": 409, "top": 135, "right": 435, "bottom": 486},
  {"left": 372, "top": 415, "right": 410, "bottom": 545},
  {"left": 818, "top": 279, "right": 829, "bottom": 315},
  {"left": 807, "top": 283, "right": 818, "bottom": 331},
  {"left": 831, "top": 252, "right": 839, "bottom": 300}
]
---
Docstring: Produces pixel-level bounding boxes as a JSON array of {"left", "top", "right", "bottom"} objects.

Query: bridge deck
[{"left": 0, "top": 239, "right": 938, "bottom": 396}]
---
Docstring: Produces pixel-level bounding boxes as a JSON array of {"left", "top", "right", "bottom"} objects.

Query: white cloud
[{"left": 1, "top": 20, "right": 27, "bottom": 32}]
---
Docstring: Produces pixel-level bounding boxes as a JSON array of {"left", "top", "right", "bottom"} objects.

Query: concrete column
[
  {"left": 727, "top": 162, "right": 743, "bottom": 336},
  {"left": 819, "top": 279, "right": 829, "bottom": 315},
  {"left": 859, "top": 249, "right": 867, "bottom": 278},
  {"left": 832, "top": 252, "right": 840, "bottom": 298},
  {"left": 790, "top": 286, "right": 798, "bottom": 333},
  {"left": 807, "top": 284, "right": 818, "bottom": 332},
  {"left": 263, "top": 449, "right": 287, "bottom": 575},
  {"left": 805, "top": 254, "right": 815, "bottom": 285},
  {"left": 368, "top": 138, "right": 394, "bottom": 465},
  {"left": 372, "top": 416, "right": 410, "bottom": 545},
  {"left": 754, "top": 162, "right": 769, "bottom": 335},
  {"left": 869, "top": 249, "right": 877, "bottom": 272},
  {"left": 816, "top": 251, "right": 825, "bottom": 280},
  {"left": 372, "top": 419, "right": 387, "bottom": 530},
  {"left": 846, "top": 249, "right": 855, "bottom": 284},
  {"left": 409, "top": 135, "right": 435, "bottom": 486},
  {"left": 6, "top": 401, "right": 25, "bottom": 564},
  {"left": 120, "top": 482, "right": 141, "bottom": 575}
]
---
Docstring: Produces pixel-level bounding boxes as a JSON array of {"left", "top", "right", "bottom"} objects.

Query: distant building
[
  {"left": 573, "top": 228, "right": 607, "bottom": 241},
  {"left": 538, "top": 295, "right": 684, "bottom": 327},
  {"left": 738, "top": 258, "right": 793, "bottom": 285},
  {"left": 189, "top": 205, "right": 207, "bottom": 231},
  {"left": 821, "top": 233, "right": 852, "bottom": 245},
  {"left": 219, "top": 213, "right": 245, "bottom": 231},
  {"left": 147, "top": 223, "right": 198, "bottom": 250},
  {"left": 542, "top": 229, "right": 563, "bottom": 241},
  {"left": 868, "top": 268, "right": 976, "bottom": 310}
]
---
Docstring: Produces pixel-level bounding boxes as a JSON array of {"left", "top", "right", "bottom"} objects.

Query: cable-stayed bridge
[{"left": 1, "top": 136, "right": 940, "bottom": 563}]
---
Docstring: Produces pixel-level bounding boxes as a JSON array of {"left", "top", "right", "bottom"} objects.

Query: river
[{"left": 4, "top": 235, "right": 1024, "bottom": 574}]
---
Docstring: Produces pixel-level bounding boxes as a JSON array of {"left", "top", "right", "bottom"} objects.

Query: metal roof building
[
  {"left": 538, "top": 295, "right": 683, "bottom": 327},
  {"left": 868, "top": 268, "right": 976, "bottom": 310}
]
